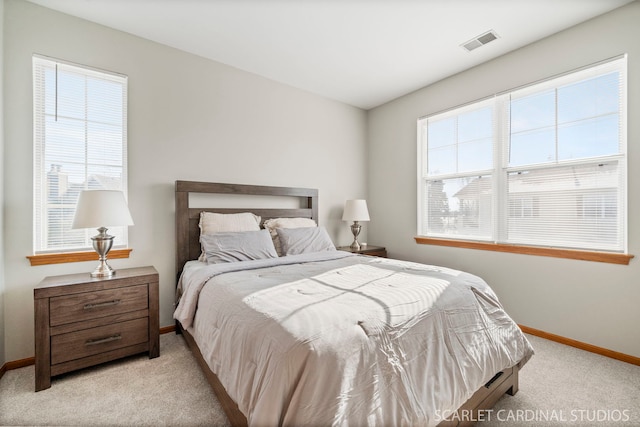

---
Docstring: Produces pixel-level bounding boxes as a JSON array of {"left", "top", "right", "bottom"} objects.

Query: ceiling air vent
[{"left": 461, "top": 30, "right": 499, "bottom": 52}]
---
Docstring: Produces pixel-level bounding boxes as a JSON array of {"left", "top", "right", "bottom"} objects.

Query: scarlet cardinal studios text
[{"left": 434, "top": 408, "right": 631, "bottom": 423}]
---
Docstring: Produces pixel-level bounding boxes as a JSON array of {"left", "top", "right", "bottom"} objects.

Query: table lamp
[
  {"left": 72, "top": 190, "right": 134, "bottom": 277},
  {"left": 342, "top": 199, "right": 370, "bottom": 250}
]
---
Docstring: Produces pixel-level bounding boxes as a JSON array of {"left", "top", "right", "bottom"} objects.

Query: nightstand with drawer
[{"left": 34, "top": 266, "right": 159, "bottom": 391}]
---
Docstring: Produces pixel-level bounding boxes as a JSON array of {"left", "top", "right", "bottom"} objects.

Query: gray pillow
[
  {"left": 276, "top": 226, "right": 336, "bottom": 256},
  {"left": 200, "top": 229, "right": 278, "bottom": 264}
]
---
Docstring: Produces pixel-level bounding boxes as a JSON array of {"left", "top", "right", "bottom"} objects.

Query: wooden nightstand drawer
[
  {"left": 50, "top": 284, "right": 149, "bottom": 326},
  {"left": 51, "top": 317, "right": 149, "bottom": 365}
]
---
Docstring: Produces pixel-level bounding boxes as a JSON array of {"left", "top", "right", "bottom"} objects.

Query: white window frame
[
  {"left": 418, "top": 55, "right": 627, "bottom": 254},
  {"left": 33, "top": 55, "right": 128, "bottom": 254}
]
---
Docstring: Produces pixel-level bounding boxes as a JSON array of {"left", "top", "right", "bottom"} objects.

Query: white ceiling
[{"left": 26, "top": 0, "right": 634, "bottom": 110}]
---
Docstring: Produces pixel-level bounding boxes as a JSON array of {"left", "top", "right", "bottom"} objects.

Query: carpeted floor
[
  {"left": 0, "top": 333, "right": 638, "bottom": 426},
  {"left": 481, "top": 335, "right": 640, "bottom": 426}
]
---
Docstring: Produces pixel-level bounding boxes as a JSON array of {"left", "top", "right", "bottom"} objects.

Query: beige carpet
[
  {"left": 481, "top": 334, "right": 640, "bottom": 426},
  {"left": 0, "top": 333, "right": 638, "bottom": 426}
]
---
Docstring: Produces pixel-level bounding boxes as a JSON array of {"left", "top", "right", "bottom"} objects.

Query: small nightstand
[
  {"left": 34, "top": 266, "right": 159, "bottom": 391},
  {"left": 336, "top": 245, "right": 387, "bottom": 258}
]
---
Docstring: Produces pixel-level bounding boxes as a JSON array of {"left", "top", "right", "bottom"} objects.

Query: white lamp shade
[
  {"left": 342, "top": 199, "right": 370, "bottom": 222},
  {"left": 72, "top": 190, "right": 134, "bottom": 229}
]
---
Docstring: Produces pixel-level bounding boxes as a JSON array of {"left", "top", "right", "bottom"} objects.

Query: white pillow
[
  {"left": 263, "top": 217, "right": 317, "bottom": 256},
  {"left": 276, "top": 226, "right": 336, "bottom": 256},
  {"left": 198, "top": 212, "right": 261, "bottom": 261}
]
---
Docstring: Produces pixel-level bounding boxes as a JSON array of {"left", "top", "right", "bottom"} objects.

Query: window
[
  {"left": 33, "top": 56, "right": 128, "bottom": 254},
  {"left": 418, "top": 56, "right": 627, "bottom": 254},
  {"left": 420, "top": 98, "right": 496, "bottom": 241}
]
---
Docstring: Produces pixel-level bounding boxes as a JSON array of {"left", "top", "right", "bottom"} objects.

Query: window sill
[
  {"left": 27, "top": 249, "right": 133, "bottom": 266},
  {"left": 414, "top": 237, "right": 633, "bottom": 265}
]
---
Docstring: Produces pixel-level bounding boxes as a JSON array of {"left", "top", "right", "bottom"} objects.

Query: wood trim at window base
[
  {"left": 27, "top": 249, "right": 133, "bottom": 266},
  {"left": 414, "top": 237, "right": 633, "bottom": 265}
]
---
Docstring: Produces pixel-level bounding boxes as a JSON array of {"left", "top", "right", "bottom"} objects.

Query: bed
[{"left": 174, "top": 180, "right": 533, "bottom": 427}]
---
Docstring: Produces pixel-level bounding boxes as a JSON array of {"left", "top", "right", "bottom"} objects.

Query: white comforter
[{"left": 174, "top": 252, "right": 533, "bottom": 427}]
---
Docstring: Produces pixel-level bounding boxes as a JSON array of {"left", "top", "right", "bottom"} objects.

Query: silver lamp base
[
  {"left": 91, "top": 259, "right": 115, "bottom": 278},
  {"left": 91, "top": 227, "right": 116, "bottom": 278},
  {"left": 349, "top": 221, "right": 362, "bottom": 251}
]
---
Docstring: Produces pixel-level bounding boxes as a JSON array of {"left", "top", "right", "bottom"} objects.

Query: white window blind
[
  {"left": 418, "top": 56, "right": 627, "bottom": 253},
  {"left": 33, "top": 55, "right": 128, "bottom": 254}
]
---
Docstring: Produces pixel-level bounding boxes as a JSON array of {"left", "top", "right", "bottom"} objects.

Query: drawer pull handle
[
  {"left": 85, "top": 334, "right": 122, "bottom": 346},
  {"left": 84, "top": 299, "right": 121, "bottom": 310},
  {"left": 485, "top": 371, "right": 504, "bottom": 388}
]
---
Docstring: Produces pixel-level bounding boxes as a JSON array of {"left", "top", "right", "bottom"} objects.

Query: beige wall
[
  {"left": 0, "top": 0, "right": 6, "bottom": 367},
  {"left": 2, "top": 0, "right": 367, "bottom": 360},
  {"left": 367, "top": 1, "right": 640, "bottom": 358}
]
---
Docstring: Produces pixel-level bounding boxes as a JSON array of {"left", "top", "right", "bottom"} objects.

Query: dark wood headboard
[{"left": 175, "top": 180, "right": 318, "bottom": 281}]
